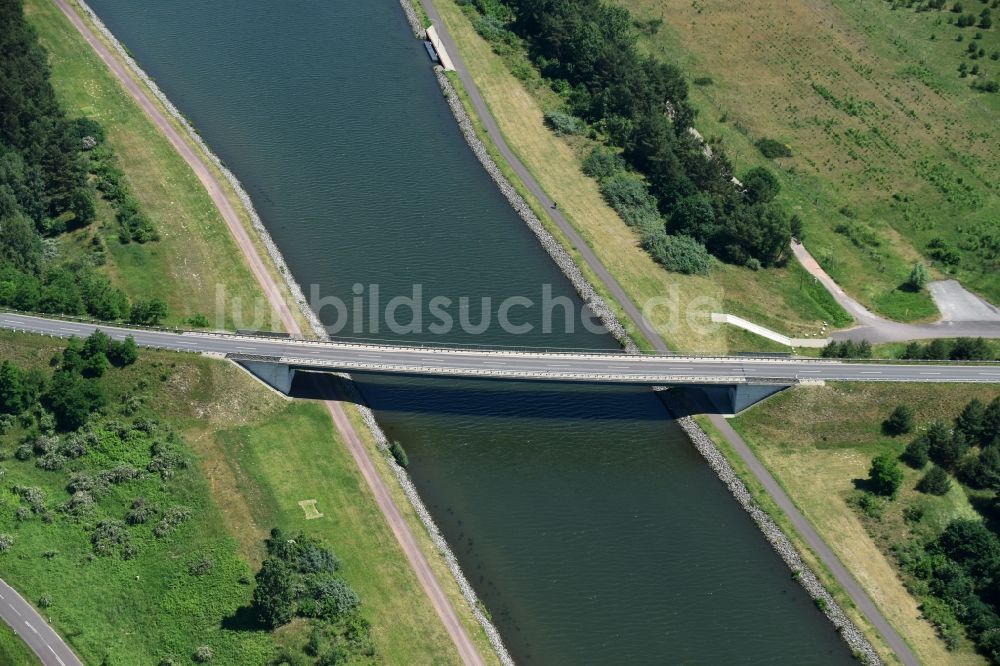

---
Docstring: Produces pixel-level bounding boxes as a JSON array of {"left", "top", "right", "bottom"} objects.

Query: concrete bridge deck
[{"left": 3, "top": 313, "right": 998, "bottom": 387}]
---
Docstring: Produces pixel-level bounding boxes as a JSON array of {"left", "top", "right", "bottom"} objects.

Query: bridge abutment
[{"left": 236, "top": 359, "right": 296, "bottom": 395}]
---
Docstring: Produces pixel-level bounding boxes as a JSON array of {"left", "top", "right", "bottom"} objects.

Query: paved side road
[
  {"left": 418, "top": 5, "right": 919, "bottom": 664},
  {"left": 0, "top": 578, "right": 82, "bottom": 666},
  {"left": 793, "top": 241, "right": 1000, "bottom": 343}
]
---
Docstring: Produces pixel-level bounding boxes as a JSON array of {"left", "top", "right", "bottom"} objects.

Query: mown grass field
[
  {"left": 729, "top": 382, "right": 1000, "bottom": 665},
  {"left": 0, "top": 331, "right": 473, "bottom": 664},
  {"left": 24, "top": 0, "right": 295, "bottom": 332},
  {"left": 622, "top": 0, "right": 999, "bottom": 320},
  {"left": 436, "top": 0, "right": 853, "bottom": 353}
]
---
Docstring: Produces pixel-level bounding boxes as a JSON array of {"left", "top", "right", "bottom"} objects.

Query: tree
[
  {"left": 986, "top": 397, "right": 1000, "bottom": 441},
  {"left": 963, "top": 445, "right": 1000, "bottom": 490},
  {"left": 0, "top": 361, "right": 26, "bottom": 415},
  {"left": 902, "top": 435, "right": 930, "bottom": 469},
  {"left": 129, "top": 299, "right": 168, "bottom": 326},
  {"left": 741, "top": 167, "right": 781, "bottom": 204},
  {"left": 253, "top": 557, "right": 297, "bottom": 628},
  {"left": 956, "top": 399, "right": 988, "bottom": 445},
  {"left": 43, "top": 370, "right": 105, "bottom": 431},
  {"left": 907, "top": 263, "right": 929, "bottom": 291},
  {"left": 917, "top": 465, "right": 952, "bottom": 496},
  {"left": 883, "top": 405, "right": 915, "bottom": 436},
  {"left": 868, "top": 453, "right": 904, "bottom": 497},
  {"left": 108, "top": 336, "right": 139, "bottom": 367},
  {"left": 928, "top": 421, "right": 964, "bottom": 469},
  {"left": 666, "top": 194, "right": 716, "bottom": 242}
]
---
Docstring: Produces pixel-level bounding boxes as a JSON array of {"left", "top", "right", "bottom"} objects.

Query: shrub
[
  {"left": 153, "top": 505, "right": 191, "bottom": 537},
  {"left": 907, "top": 263, "right": 929, "bottom": 291},
  {"left": 193, "top": 646, "right": 213, "bottom": 663},
  {"left": 543, "top": 111, "right": 585, "bottom": 136},
  {"left": 884, "top": 405, "right": 915, "bottom": 436},
  {"left": 125, "top": 497, "right": 159, "bottom": 525},
  {"left": 917, "top": 465, "right": 952, "bottom": 495},
  {"left": 868, "top": 454, "right": 904, "bottom": 498},
  {"left": 0, "top": 534, "right": 13, "bottom": 553},
  {"left": 599, "top": 173, "right": 661, "bottom": 228},
  {"left": 643, "top": 234, "right": 713, "bottom": 275},
  {"left": 389, "top": 441, "right": 409, "bottom": 468},
  {"left": 91, "top": 519, "right": 132, "bottom": 557},
  {"left": 755, "top": 138, "right": 792, "bottom": 159},
  {"left": 581, "top": 146, "right": 625, "bottom": 180}
]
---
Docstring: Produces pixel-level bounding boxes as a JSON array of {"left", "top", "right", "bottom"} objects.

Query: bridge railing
[{"left": 3, "top": 308, "right": 999, "bottom": 366}]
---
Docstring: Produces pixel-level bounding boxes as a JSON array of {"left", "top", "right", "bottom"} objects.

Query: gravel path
[{"left": 56, "top": 1, "right": 486, "bottom": 663}]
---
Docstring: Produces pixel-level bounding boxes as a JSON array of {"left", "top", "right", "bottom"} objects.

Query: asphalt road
[
  {"left": 0, "top": 578, "right": 82, "bottom": 666},
  {"left": 4, "top": 313, "right": 998, "bottom": 387}
]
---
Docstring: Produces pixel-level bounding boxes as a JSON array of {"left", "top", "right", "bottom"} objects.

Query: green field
[
  {"left": 0, "top": 330, "right": 474, "bottom": 664},
  {"left": 726, "top": 382, "right": 1000, "bottom": 665},
  {"left": 24, "top": 0, "right": 293, "bottom": 331},
  {"left": 621, "top": 0, "right": 999, "bottom": 320}
]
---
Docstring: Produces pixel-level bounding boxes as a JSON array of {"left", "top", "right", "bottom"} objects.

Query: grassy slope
[
  {"left": 435, "top": 0, "right": 851, "bottom": 354},
  {"left": 0, "top": 622, "right": 39, "bottom": 666},
  {"left": 622, "top": 0, "right": 999, "bottom": 320},
  {"left": 25, "top": 0, "right": 302, "bottom": 332},
  {"left": 0, "top": 330, "right": 470, "bottom": 664},
  {"left": 728, "top": 382, "right": 1000, "bottom": 665}
]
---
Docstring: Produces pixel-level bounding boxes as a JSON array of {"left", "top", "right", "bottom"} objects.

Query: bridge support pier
[
  {"left": 235, "top": 360, "right": 296, "bottom": 395},
  {"left": 674, "top": 383, "right": 792, "bottom": 416}
]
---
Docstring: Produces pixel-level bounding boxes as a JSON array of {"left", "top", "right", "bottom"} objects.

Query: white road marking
[
  {"left": 860, "top": 371, "right": 882, "bottom": 375},
  {"left": 799, "top": 370, "right": 821, "bottom": 374},
  {"left": 8, "top": 603, "right": 21, "bottom": 617},
  {"left": 24, "top": 620, "right": 36, "bottom": 634},
  {"left": 48, "top": 645, "right": 68, "bottom": 666},
  {"left": 980, "top": 372, "right": 1000, "bottom": 376},
  {"left": 920, "top": 372, "right": 941, "bottom": 375},
  {"left": 482, "top": 361, "right": 507, "bottom": 366}
]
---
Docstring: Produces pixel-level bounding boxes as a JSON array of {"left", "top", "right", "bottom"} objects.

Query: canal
[{"left": 84, "top": 0, "right": 853, "bottom": 662}]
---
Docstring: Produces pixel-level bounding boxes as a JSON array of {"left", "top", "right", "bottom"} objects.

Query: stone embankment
[
  {"left": 75, "top": 0, "right": 326, "bottom": 341},
  {"left": 79, "top": 0, "right": 508, "bottom": 662},
  {"left": 406, "top": 1, "right": 883, "bottom": 662},
  {"left": 675, "top": 416, "right": 881, "bottom": 665}
]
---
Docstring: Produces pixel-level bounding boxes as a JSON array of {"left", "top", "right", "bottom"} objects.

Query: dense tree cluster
[
  {"left": 252, "top": 528, "right": 374, "bottom": 663},
  {"left": 885, "top": 394, "right": 1000, "bottom": 659},
  {"left": 820, "top": 339, "right": 873, "bottom": 358},
  {"left": 0, "top": 0, "right": 161, "bottom": 322},
  {"left": 463, "top": 0, "right": 792, "bottom": 270},
  {"left": 901, "top": 337, "right": 995, "bottom": 361}
]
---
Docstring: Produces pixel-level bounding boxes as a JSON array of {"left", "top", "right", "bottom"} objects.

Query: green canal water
[{"left": 84, "top": 0, "right": 854, "bottom": 662}]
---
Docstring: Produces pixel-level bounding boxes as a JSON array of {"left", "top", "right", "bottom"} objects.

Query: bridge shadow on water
[{"left": 288, "top": 370, "right": 736, "bottom": 420}]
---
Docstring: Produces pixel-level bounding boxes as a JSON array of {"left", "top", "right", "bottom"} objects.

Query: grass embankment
[
  {"left": 24, "top": 0, "right": 309, "bottom": 333},
  {"left": 0, "top": 622, "right": 38, "bottom": 666},
  {"left": 435, "top": 0, "right": 850, "bottom": 353},
  {"left": 622, "top": 0, "right": 999, "bottom": 320},
  {"left": 724, "top": 383, "right": 1000, "bottom": 665},
  {"left": 0, "top": 330, "right": 470, "bottom": 663}
]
